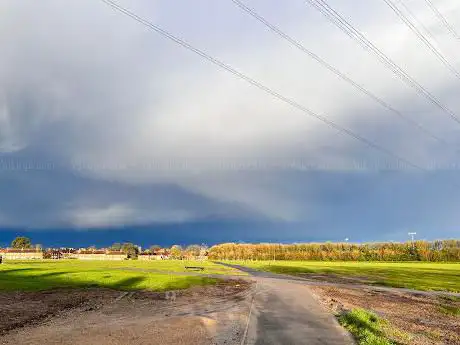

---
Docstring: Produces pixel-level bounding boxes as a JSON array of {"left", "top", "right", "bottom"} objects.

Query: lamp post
[{"left": 408, "top": 232, "right": 417, "bottom": 250}]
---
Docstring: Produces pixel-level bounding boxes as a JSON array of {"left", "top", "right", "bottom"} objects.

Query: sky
[{"left": 1, "top": 0, "right": 460, "bottom": 247}]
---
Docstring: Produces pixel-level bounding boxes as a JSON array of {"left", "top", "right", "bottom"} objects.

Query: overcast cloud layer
[{"left": 1, "top": 0, "right": 460, "bottom": 242}]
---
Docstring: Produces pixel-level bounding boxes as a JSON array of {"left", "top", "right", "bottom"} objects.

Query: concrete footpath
[{"left": 223, "top": 264, "right": 355, "bottom": 345}]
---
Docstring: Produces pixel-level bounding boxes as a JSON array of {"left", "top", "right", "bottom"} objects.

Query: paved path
[
  {"left": 115, "top": 263, "right": 460, "bottom": 344},
  {"left": 222, "top": 264, "right": 355, "bottom": 345}
]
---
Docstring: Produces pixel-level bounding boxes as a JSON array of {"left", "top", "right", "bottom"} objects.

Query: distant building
[
  {"left": 138, "top": 253, "right": 166, "bottom": 260},
  {"left": 105, "top": 251, "right": 128, "bottom": 260},
  {"left": 73, "top": 250, "right": 106, "bottom": 260},
  {"left": 42, "top": 248, "right": 76, "bottom": 260},
  {"left": 72, "top": 250, "right": 127, "bottom": 260},
  {"left": 0, "top": 248, "right": 44, "bottom": 260},
  {"left": 138, "top": 249, "right": 170, "bottom": 260},
  {"left": 60, "top": 248, "right": 77, "bottom": 259},
  {"left": 50, "top": 250, "right": 62, "bottom": 260}
]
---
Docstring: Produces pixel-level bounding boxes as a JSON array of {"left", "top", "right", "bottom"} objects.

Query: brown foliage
[{"left": 208, "top": 240, "right": 460, "bottom": 262}]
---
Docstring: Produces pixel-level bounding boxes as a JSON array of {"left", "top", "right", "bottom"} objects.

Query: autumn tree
[
  {"left": 150, "top": 245, "right": 162, "bottom": 254},
  {"left": 11, "top": 236, "right": 32, "bottom": 249},
  {"left": 121, "top": 243, "right": 139, "bottom": 259},
  {"left": 185, "top": 245, "right": 201, "bottom": 257},
  {"left": 207, "top": 240, "right": 460, "bottom": 262},
  {"left": 111, "top": 243, "right": 122, "bottom": 251},
  {"left": 170, "top": 245, "right": 183, "bottom": 259}
]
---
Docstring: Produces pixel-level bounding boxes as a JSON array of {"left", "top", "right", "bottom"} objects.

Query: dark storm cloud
[{"left": 0, "top": 0, "right": 459, "bottom": 241}]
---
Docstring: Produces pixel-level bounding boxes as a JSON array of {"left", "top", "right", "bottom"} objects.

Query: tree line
[
  {"left": 4, "top": 237, "right": 208, "bottom": 260},
  {"left": 208, "top": 240, "right": 460, "bottom": 262},
  {"left": 7, "top": 236, "right": 460, "bottom": 261},
  {"left": 8, "top": 237, "right": 42, "bottom": 251},
  {"left": 109, "top": 243, "right": 207, "bottom": 259}
]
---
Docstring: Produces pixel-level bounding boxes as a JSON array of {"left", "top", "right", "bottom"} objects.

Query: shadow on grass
[
  {"left": 111, "top": 276, "right": 146, "bottom": 290},
  {"left": 0, "top": 266, "right": 217, "bottom": 292},
  {"left": 0, "top": 268, "right": 38, "bottom": 274},
  {"left": 0, "top": 268, "right": 149, "bottom": 291}
]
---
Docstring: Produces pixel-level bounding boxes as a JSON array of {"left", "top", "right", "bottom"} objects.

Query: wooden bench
[{"left": 185, "top": 266, "right": 204, "bottom": 271}]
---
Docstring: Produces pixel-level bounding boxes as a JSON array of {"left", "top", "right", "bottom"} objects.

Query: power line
[
  {"left": 230, "top": 0, "right": 446, "bottom": 145},
  {"left": 382, "top": 0, "right": 460, "bottom": 80},
  {"left": 304, "top": 0, "right": 460, "bottom": 127},
  {"left": 99, "top": 0, "right": 425, "bottom": 171},
  {"left": 423, "top": 0, "right": 460, "bottom": 40},
  {"left": 395, "top": 0, "right": 440, "bottom": 47}
]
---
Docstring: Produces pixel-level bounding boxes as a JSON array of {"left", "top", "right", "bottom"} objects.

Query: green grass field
[
  {"left": 338, "top": 309, "right": 398, "bottom": 345},
  {"left": 232, "top": 261, "right": 460, "bottom": 292},
  {"left": 0, "top": 260, "right": 242, "bottom": 292}
]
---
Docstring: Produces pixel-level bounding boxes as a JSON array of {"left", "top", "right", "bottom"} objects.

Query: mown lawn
[
  {"left": 0, "top": 260, "right": 241, "bottom": 292},
  {"left": 232, "top": 261, "right": 460, "bottom": 292},
  {"left": 23, "top": 259, "right": 245, "bottom": 275}
]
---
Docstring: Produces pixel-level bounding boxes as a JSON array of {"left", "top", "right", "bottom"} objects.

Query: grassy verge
[
  {"left": 230, "top": 260, "right": 460, "bottom": 292},
  {"left": 438, "top": 304, "right": 460, "bottom": 317},
  {"left": 0, "top": 260, "right": 238, "bottom": 292},
  {"left": 438, "top": 295, "right": 460, "bottom": 317},
  {"left": 339, "top": 309, "right": 402, "bottom": 345},
  {"left": 2, "top": 259, "right": 245, "bottom": 275}
]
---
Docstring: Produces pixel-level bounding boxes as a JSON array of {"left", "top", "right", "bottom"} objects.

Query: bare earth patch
[
  {"left": 310, "top": 285, "right": 460, "bottom": 345},
  {"left": 0, "top": 289, "right": 121, "bottom": 335},
  {"left": 0, "top": 280, "right": 252, "bottom": 345}
]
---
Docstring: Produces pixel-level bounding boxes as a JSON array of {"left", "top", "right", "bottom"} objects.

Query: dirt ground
[
  {"left": 310, "top": 285, "right": 460, "bottom": 345},
  {"left": 0, "top": 280, "right": 253, "bottom": 345}
]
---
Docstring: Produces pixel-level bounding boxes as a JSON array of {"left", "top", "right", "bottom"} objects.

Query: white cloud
[
  {"left": 65, "top": 204, "right": 135, "bottom": 228},
  {"left": 64, "top": 204, "right": 194, "bottom": 228},
  {"left": 1, "top": 0, "right": 460, "bottom": 232}
]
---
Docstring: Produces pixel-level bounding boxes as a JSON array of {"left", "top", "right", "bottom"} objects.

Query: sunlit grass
[
  {"left": 0, "top": 260, "right": 242, "bottom": 292},
  {"left": 2, "top": 259, "right": 245, "bottom": 274},
  {"left": 230, "top": 260, "right": 460, "bottom": 292},
  {"left": 438, "top": 304, "right": 460, "bottom": 317},
  {"left": 339, "top": 309, "right": 400, "bottom": 345}
]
